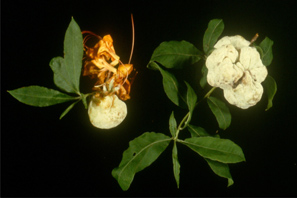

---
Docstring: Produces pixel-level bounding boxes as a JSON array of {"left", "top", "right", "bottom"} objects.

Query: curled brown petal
[{"left": 82, "top": 31, "right": 136, "bottom": 101}]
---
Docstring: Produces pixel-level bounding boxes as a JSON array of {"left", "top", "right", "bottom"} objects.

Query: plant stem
[
  {"left": 174, "top": 87, "right": 217, "bottom": 140},
  {"left": 204, "top": 87, "right": 216, "bottom": 99},
  {"left": 175, "top": 112, "right": 189, "bottom": 138}
]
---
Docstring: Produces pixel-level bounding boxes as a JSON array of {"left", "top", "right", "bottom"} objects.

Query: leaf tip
[
  {"left": 227, "top": 178, "right": 234, "bottom": 187},
  {"left": 265, "top": 106, "right": 272, "bottom": 111},
  {"left": 59, "top": 114, "right": 64, "bottom": 120},
  {"left": 111, "top": 167, "right": 130, "bottom": 191},
  {"left": 242, "top": 155, "right": 246, "bottom": 162}
]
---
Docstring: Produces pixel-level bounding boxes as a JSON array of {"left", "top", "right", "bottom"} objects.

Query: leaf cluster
[
  {"left": 112, "top": 19, "right": 277, "bottom": 190},
  {"left": 8, "top": 18, "right": 92, "bottom": 119}
]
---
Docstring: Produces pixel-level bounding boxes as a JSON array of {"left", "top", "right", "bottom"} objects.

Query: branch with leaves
[
  {"left": 8, "top": 18, "right": 277, "bottom": 191},
  {"left": 8, "top": 18, "right": 90, "bottom": 119},
  {"left": 112, "top": 19, "right": 276, "bottom": 190}
]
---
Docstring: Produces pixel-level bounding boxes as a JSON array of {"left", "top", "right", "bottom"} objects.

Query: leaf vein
[
  {"left": 117, "top": 138, "right": 171, "bottom": 180},
  {"left": 180, "top": 140, "right": 243, "bottom": 161},
  {"left": 207, "top": 20, "right": 222, "bottom": 47},
  {"left": 209, "top": 98, "right": 227, "bottom": 126}
]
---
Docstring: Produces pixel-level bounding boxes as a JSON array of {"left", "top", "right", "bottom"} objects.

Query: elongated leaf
[
  {"left": 49, "top": 56, "right": 77, "bottom": 93},
  {"left": 160, "top": 69, "right": 180, "bottom": 106},
  {"left": 112, "top": 132, "right": 171, "bottom": 191},
  {"left": 204, "top": 158, "right": 234, "bottom": 187},
  {"left": 148, "top": 62, "right": 186, "bottom": 106},
  {"left": 184, "top": 81, "right": 197, "bottom": 126},
  {"left": 185, "top": 81, "right": 197, "bottom": 113},
  {"left": 59, "top": 100, "right": 80, "bottom": 119},
  {"left": 259, "top": 37, "right": 274, "bottom": 66},
  {"left": 81, "top": 93, "right": 88, "bottom": 109},
  {"left": 64, "top": 17, "right": 83, "bottom": 93},
  {"left": 263, "top": 75, "right": 277, "bottom": 111},
  {"left": 180, "top": 136, "right": 245, "bottom": 163},
  {"left": 8, "top": 86, "right": 77, "bottom": 107},
  {"left": 203, "top": 19, "right": 224, "bottom": 54},
  {"left": 200, "top": 64, "right": 208, "bottom": 88},
  {"left": 187, "top": 124, "right": 210, "bottom": 137},
  {"left": 150, "top": 41, "right": 202, "bottom": 69},
  {"left": 172, "top": 142, "right": 180, "bottom": 188},
  {"left": 169, "top": 112, "right": 177, "bottom": 137},
  {"left": 207, "top": 96, "right": 231, "bottom": 130}
]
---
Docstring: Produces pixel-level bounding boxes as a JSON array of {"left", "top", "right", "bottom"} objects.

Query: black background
[{"left": 2, "top": 0, "right": 297, "bottom": 197}]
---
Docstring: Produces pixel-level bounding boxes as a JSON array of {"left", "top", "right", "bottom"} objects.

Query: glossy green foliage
[
  {"left": 147, "top": 40, "right": 204, "bottom": 107},
  {"left": 148, "top": 62, "right": 186, "bottom": 107},
  {"left": 150, "top": 40, "right": 203, "bottom": 69},
  {"left": 204, "top": 158, "right": 234, "bottom": 187},
  {"left": 203, "top": 19, "right": 224, "bottom": 54},
  {"left": 8, "top": 86, "right": 77, "bottom": 107},
  {"left": 63, "top": 18, "right": 84, "bottom": 93},
  {"left": 207, "top": 96, "right": 231, "bottom": 130},
  {"left": 186, "top": 125, "right": 234, "bottom": 186},
  {"left": 113, "top": 18, "right": 279, "bottom": 190},
  {"left": 180, "top": 137, "right": 245, "bottom": 163},
  {"left": 200, "top": 64, "right": 208, "bottom": 88},
  {"left": 59, "top": 100, "right": 80, "bottom": 119},
  {"left": 169, "top": 112, "right": 177, "bottom": 137},
  {"left": 50, "top": 18, "right": 83, "bottom": 94},
  {"left": 185, "top": 81, "right": 197, "bottom": 123},
  {"left": 172, "top": 142, "right": 180, "bottom": 188},
  {"left": 263, "top": 75, "right": 277, "bottom": 111},
  {"left": 8, "top": 18, "right": 87, "bottom": 119},
  {"left": 50, "top": 57, "right": 76, "bottom": 93},
  {"left": 259, "top": 37, "right": 274, "bottom": 66},
  {"left": 187, "top": 124, "right": 210, "bottom": 137},
  {"left": 112, "top": 132, "right": 171, "bottom": 191}
]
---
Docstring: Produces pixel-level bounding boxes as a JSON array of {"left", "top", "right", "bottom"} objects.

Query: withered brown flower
[{"left": 82, "top": 28, "right": 135, "bottom": 101}]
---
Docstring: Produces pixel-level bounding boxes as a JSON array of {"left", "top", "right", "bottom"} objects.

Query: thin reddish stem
[{"left": 128, "top": 14, "right": 135, "bottom": 64}]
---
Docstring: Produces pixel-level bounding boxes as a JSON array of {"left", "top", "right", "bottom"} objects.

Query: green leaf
[
  {"left": 81, "top": 93, "right": 89, "bottom": 109},
  {"left": 184, "top": 81, "right": 197, "bottom": 126},
  {"left": 169, "top": 112, "right": 177, "bottom": 137},
  {"left": 150, "top": 41, "right": 202, "bottom": 69},
  {"left": 59, "top": 100, "right": 80, "bottom": 119},
  {"left": 8, "top": 86, "right": 77, "bottom": 107},
  {"left": 49, "top": 56, "right": 77, "bottom": 93},
  {"left": 172, "top": 142, "right": 180, "bottom": 188},
  {"left": 259, "top": 37, "right": 274, "bottom": 66},
  {"left": 147, "top": 62, "right": 186, "bottom": 106},
  {"left": 160, "top": 69, "right": 181, "bottom": 106},
  {"left": 204, "top": 158, "right": 234, "bottom": 187},
  {"left": 200, "top": 64, "right": 208, "bottom": 88},
  {"left": 180, "top": 136, "right": 245, "bottom": 163},
  {"left": 263, "top": 75, "right": 277, "bottom": 111},
  {"left": 49, "top": 18, "right": 83, "bottom": 94},
  {"left": 185, "top": 81, "right": 197, "bottom": 114},
  {"left": 207, "top": 96, "right": 231, "bottom": 130},
  {"left": 203, "top": 19, "right": 224, "bottom": 54},
  {"left": 147, "top": 60, "right": 159, "bottom": 70},
  {"left": 64, "top": 17, "right": 84, "bottom": 94},
  {"left": 187, "top": 124, "right": 210, "bottom": 137},
  {"left": 112, "top": 132, "right": 171, "bottom": 191}
]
